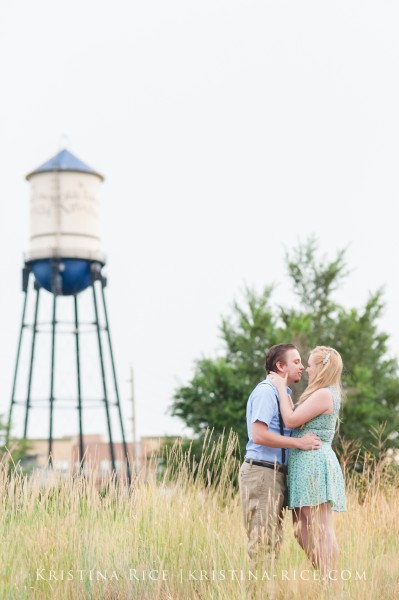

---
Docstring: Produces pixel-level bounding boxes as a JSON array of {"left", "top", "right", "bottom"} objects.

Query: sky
[{"left": 0, "top": 1, "right": 398, "bottom": 444}]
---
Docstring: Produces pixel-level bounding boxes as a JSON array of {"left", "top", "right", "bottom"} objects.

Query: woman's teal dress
[{"left": 288, "top": 385, "right": 346, "bottom": 511}]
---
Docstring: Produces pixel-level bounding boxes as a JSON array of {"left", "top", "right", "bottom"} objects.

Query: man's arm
[{"left": 252, "top": 421, "right": 322, "bottom": 450}]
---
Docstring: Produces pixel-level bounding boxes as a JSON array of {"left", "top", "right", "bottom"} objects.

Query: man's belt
[{"left": 244, "top": 458, "right": 288, "bottom": 475}]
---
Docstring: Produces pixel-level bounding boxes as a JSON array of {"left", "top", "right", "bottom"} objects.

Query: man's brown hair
[{"left": 265, "top": 343, "right": 297, "bottom": 374}]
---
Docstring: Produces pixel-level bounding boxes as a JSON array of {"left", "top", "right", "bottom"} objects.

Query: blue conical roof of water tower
[{"left": 26, "top": 149, "right": 104, "bottom": 181}]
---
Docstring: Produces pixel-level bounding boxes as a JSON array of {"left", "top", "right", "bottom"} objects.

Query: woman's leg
[
  {"left": 292, "top": 507, "right": 319, "bottom": 569},
  {"left": 299, "top": 503, "right": 338, "bottom": 577},
  {"left": 313, "top": 502, "right": 339, "bottom": 576},
  {"left": 292, "top": 509, "right": 311, "bottom": 556}
]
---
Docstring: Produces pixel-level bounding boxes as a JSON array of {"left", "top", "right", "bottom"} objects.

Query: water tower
[{"left": 7, "top": 149, "right": 131, "bottom": 481}]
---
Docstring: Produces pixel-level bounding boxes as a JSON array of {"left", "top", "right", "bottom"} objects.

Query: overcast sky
[{"left": 0, "top": 1, "right": 398, "bottom": 444}]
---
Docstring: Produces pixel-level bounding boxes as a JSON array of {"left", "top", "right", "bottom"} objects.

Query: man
[{"left": 239, "top": 343, "right": 322, "bottom": 563}]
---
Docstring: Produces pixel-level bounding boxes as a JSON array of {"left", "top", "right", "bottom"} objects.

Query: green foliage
[
  {"left": 171, "top": 237, "right": 399, "bottom": 456},
  {"left": 172, "top": 289, "right": 282, "bottom": 456},
  {"left": 0, "top": 415, "right": 30, "bottom": 473}
]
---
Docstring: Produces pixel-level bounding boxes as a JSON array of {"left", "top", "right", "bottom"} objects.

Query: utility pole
[{"left": 130, "top": 365, "right": 140, "bottom": 473}]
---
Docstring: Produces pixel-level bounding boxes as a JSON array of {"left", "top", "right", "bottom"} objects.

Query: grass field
[{"left": 0, "top": 434, "right": 398, "bottom": 600}]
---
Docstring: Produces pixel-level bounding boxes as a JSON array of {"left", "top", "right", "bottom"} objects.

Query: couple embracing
[{"left": 239, "top": 343, "right": 346, "bottom": 577}]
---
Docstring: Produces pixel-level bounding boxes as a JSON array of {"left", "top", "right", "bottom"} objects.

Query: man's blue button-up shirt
[{"left": 244, "top": 377, "right": 292, "bottom": 465}]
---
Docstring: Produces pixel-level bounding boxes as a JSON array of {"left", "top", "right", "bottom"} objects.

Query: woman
[{"left": 268, "top": 346, "right": 346, "bottom": 577}]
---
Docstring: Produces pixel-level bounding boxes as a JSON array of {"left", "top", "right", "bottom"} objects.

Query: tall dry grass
[{"left": 0, "top": 431, "right": 398, "bottom": 600}]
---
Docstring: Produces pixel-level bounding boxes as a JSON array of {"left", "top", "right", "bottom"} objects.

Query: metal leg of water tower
[
  {"left": 7, "top": 268, "right": 31, "bottom": 446},
  {"left": 92, "top": 280, "right": 116, "bottom": 473},
  {"left": 74, "top": 294, "right": 85, "bottom": 473},
  {"left": 100, "top": 281, "right": 132, "bottom": 485},
  {"left": 48, "top": 293, "right": 57, "bottom": 468},
  {"left": 23, "top": 284, "right": 41, "bottom": 439}
]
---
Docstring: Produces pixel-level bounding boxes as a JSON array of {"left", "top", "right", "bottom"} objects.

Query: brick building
[{"left": 22, "top": 434, "right": 171, "bottom": 482}]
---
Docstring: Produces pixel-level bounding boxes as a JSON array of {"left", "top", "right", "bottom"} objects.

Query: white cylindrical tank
[{"left": 26, "top": 149, "right": 105, "bottom": 263}]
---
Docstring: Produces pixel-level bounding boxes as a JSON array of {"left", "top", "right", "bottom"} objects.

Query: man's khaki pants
[{"left": 239, "top": 461, "right": 287, "bottom": 563}]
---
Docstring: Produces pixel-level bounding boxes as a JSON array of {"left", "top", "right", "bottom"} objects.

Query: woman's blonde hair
[{"left": 299, "top": 346, "right": 343, "bottom": 404}]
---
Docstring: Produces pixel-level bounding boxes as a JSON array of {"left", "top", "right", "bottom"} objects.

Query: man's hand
[{"left": 294, "top": 433, "right": 322, "bottom": 450}]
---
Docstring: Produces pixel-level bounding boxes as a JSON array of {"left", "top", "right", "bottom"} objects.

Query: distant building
[{"left": 22, "top": 434, "right": 176, "bottom": 482}]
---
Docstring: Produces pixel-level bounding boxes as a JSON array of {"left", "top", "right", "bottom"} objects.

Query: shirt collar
[{"left": 265, "top": 376, "right": 292, "bottom": 395}]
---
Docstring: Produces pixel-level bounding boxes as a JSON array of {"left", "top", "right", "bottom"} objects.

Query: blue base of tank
[{"left": 32, "top": 259, "right": 93, "bottom": 295}]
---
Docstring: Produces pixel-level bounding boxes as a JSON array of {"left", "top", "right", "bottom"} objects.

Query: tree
[{"left": 171, "top": 238, "right": 399, "bottom": 456}]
